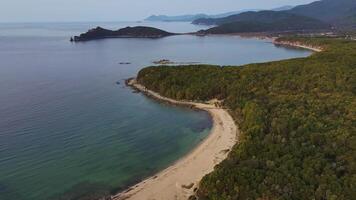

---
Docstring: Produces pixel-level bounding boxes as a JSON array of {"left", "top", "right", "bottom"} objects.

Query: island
[{"left": 71, "top": 26, "right": 177, "bottom": 42}]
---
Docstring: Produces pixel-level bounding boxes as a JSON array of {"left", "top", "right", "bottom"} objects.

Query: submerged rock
[{"left": 119, "top": 62, "right": 131, "bottom": 65}]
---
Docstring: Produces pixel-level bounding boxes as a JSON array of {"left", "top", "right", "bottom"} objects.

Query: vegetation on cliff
[{"left": 137, "top": 37, "right": 356, "bottom": 200}]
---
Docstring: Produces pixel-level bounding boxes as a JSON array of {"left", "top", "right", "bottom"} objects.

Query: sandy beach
[
  {"left": 272, "top": 40, "right": 323, "bottom": 52},
  {"left": 112, "top": 79, "right": 238, "bottom": 200}
]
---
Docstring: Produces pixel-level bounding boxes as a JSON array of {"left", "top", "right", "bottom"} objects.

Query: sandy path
[{"left": 112, "top": 79, "right": 238, "bottom": 200}]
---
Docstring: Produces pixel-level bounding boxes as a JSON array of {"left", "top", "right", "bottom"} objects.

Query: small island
[{"left": 71, "top": 26, "right": 177, "bottom": 42}]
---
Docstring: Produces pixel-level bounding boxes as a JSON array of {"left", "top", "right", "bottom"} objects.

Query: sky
[{"left": 0, "top": 0, "right": 316, "bottom": 22}]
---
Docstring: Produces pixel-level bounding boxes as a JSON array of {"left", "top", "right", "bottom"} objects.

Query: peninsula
[
  {"left": 126, "top": 37, "right": 355, "bottom": 200},
  {"left": 72, "top": 26, "right": 176, "bottom": 42}
]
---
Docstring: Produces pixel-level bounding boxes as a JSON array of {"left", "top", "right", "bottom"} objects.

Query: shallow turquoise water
[{"left": 0, "top": 22, "right": 311, "bottom": 200}]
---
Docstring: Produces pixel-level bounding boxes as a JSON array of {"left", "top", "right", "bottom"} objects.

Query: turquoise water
[{"left": 0, "top": 22, "right": 311, "bottom": 200}]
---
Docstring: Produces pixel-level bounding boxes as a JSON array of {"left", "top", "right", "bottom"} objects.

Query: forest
[
  {"left": 136, "top": 37, "right": 356, "bottom": 200},
  {"left": 198, "top": 11, "right": 330, "bottom": 34}
]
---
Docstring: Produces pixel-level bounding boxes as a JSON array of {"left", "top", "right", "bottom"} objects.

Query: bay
[{"left": 0, "top": 21, "right": 311, "bottom": 200}]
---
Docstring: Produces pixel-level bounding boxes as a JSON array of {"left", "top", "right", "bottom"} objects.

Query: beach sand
[
  {"left": 272, "top": 40, "right": 323, "bottom": 52},
  {"left": 112, "top": 79, "right": 238, "bottom": 200}
]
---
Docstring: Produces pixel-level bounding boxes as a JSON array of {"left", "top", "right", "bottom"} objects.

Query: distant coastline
[{"left": 72, "top": 24, "right": 337, "bottom": 45}]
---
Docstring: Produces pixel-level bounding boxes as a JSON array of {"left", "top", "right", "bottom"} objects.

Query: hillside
[
  {"left": 192, "top": 10, "right": 329, "bottom": 26},
  {"left": 144, "top": 10, "right": 258, "bottom": 22},
  {"left": 194, "top": 0, "right": 356, "bottom": 29},
  {"left": 145, "top": 6, "right": 293, "bottom": 22},
  {"left": 287, "top": 0, "right": 356, "bottom": 27},
  {"left": 145, "top": 14, "right": 210, "bottom": 22},
  {"left": 272, "top": 5, "right": 294, "bottom": 11},
  {"left": 196, "top": 11, "right": 330, "bottom": 34},
  {"left": 72, "top": 26, "right": 175, "bottom": 42},
  {"left": 136, "top": 37, "right": 356, "bottom": 200}
]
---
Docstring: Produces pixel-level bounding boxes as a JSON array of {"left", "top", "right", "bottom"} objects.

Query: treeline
[{"left": 137, "top": 37, "right": 356, "bottom": 200}]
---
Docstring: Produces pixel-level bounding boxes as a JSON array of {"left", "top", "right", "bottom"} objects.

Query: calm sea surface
[{"left": 0, "top": 21, "right": 311, "bottom": 200}]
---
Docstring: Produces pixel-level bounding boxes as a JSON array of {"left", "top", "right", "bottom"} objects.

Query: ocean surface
[{"left": 0, "top": 21, "right": 312, "bottom": 200}]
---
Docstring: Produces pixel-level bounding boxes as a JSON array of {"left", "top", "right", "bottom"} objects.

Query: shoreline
[
  {"left": 272, "top": 40, "right": 323, "bottom": 52},
  {"left": 192, "top": 33, "right": 323, "bottom": 52},
  {"left": 112, "top": 79, "right": 238, "bottom": 200},
  {"left": 111, "top": 37, "right": 321, "bottom": 200}
]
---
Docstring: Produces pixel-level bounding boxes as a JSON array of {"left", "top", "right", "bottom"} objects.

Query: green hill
[
  {"left": 193, "top": 10, "right": 302, "bottom": 26},
  {"left": 288, "top": 0, "right": 356, "bottom": 27},
  {"left": 196, "top": 11, "right": 330, "bottom": 34},
  {"left": 145, "top": 14, "right": 210, "bottom": 22},
  {"left": 136, "top": 37, "right": 356, "bottom": 200},
  {"left": 145, "top": 6, "right": 294, "bottom": 22},
  {"left": 193, "top": 0, "right": 356, "bottom": 30}
]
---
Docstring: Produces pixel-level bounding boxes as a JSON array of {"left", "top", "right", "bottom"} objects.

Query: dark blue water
[{"left": 0, "top": 21, "right": 311, "bottom": 200}]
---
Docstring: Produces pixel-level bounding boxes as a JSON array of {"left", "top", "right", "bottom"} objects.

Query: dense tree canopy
[{"left": 137, "top": 37, "right": 356, "bottom": 200}]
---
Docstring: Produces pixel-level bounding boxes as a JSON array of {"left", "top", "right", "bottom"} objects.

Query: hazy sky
[{"left": 1, "top": 0, "right": 316, "bottom": 22}]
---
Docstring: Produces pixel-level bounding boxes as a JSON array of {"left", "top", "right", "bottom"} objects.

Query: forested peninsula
[
  {"left": 72, "top": 26, "right": 176, "bottom": 42},
  {"left": 136, "top": 37, "right": 356, "bottom": 200}
]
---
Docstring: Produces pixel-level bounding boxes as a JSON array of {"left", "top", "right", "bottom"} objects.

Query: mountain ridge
[
  {"left": 193, "top": 0, "right": 356, "bottom": 29},
  {"left": 144, "top": 10, "right": 258, "bottom": 22},
  {"left": 195, "top": 10, "right": 331, "bottom": 34},
  {"left": 144, "top": 6, "right": 293, "bottom": 22}
]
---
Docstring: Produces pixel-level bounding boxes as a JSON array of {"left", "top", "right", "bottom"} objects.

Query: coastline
[
  {"left": 111, "top": 37, "right": 321, "bottom": 200},
  {"left": 192, "top": 32, "right": 323, "bottom": 52},
  {"left": 272, "top": 39, "right": 323, "bottom": 52},
  {"left": 112, "top": 79, "right": 238, "bottom": 200}
]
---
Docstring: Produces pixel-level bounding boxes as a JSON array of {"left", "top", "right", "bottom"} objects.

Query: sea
[{"left": 0, "top": 21, "right": 311, "bottom": 200}]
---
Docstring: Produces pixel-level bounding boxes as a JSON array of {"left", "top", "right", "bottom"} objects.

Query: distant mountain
[
  {"left": 197, "top": 11, "right": 331, "bottom": 34},
  {"left": 210, "top": 10, "right": 260, "bottom": 18},
  {"left": 144, "top": 7, "right": 293, "bottom": 22},
  {"left": 72, "top": 26, "right": 175, "bottom": 42},
  {"left": 287, "top": 0, "right": 356, "bottom": 22},
  {"left": 193, "top": 0, "right": 356, "bottom": 29},
  {"left": 145, "top": 14, "right": 210, "bottom": 22},
  {"left": 193, "top": 10, "right": 316, "bottom": 26},
  {"left": 144, "top": 10, "right": 258, "bottom": 22},
  {"left": 192, "top": 8, "right": 298, "bottom": 25},
  {"left": 287, "top": 0, "right": 356, "bottom": 28},
  {"left": 272, "top": 5, "right": 294, "bottom": 11}
]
